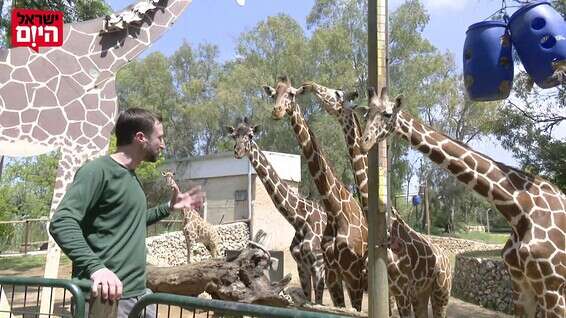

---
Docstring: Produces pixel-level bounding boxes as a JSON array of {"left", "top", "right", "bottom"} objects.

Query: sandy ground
[{"left": 0, "top": 250, "right": 512, "bottom": 318}]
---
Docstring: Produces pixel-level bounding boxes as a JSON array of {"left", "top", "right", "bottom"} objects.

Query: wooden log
[{"left": 147, "top": 247, "right": 291, "bottom": 307}]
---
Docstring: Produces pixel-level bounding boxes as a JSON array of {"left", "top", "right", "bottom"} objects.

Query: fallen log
[{"left": 147, "top": 246, "right": 291, "bottom": 307}]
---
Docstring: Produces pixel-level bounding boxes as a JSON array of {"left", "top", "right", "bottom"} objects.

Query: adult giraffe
[
  {"left": 263, "top": 76, "right": 368, "bottom": 311},
  {"left": 303, "top": 81, "right": 452, "bottom": 317},
  {"left": 227, "top": 118, "right": 327, "bottom": 304},
  {"left": 360, "top": 87, "right": 565, "bottom": 318}
]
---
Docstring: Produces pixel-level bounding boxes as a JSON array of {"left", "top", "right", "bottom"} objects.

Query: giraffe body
[
  {"left": 361, "top": 87, "right": 566, "bottom": 318},
  {"left": 227, "top": 119, "right": 328, "bottom": 304},
  {"left": 161, "top": 170, "right": 221, "bottom": 263},
  {"left": 264, "top": 77, "right": 368, "bottom": 311},
  {"left": 304, "top": 81, "right": 452, "bottom": 317}
]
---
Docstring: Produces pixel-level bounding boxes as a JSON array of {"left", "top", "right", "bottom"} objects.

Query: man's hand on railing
[{"left": 90, "top": 268, "right": 123, "bottom": 301}]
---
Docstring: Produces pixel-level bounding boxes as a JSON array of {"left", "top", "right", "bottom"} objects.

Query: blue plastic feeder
[
  {"left": 463, "top": 21, "right": 514, "bottom": 101},
  {"left": 509, "top": 1, "right": 566, "bottom": 88}
]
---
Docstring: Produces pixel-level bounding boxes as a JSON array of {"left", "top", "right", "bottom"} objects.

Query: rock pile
[
  {"left": 428, "top": 235, "right": 504, "bottom": 256},
  {"left": 452, "top": 255, "right": 513, "bottom": 314},
  {"left": 146, "top": 222, "right": 250, "bottom": 266}
]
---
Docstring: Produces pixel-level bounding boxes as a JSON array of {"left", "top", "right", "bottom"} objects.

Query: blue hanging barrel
[
  {"left": 463, "top": 21, "right": 514, "bottom": 101},
  {"left": 509, "top": 1, "right": 566, "bottom": 88},
  {"left": 412, "top": 195, "right": 422, "bottom": 207}
]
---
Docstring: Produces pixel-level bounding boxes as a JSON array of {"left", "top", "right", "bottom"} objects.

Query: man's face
[{"left": 142, "top": 122, "right": 165, "bottom": 162}]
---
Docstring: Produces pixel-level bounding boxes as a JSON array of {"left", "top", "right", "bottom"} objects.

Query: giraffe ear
[
  {"left": 345, "top": 90, "right": 358, "bottom": 101},
  {"left": 295, "top": 85, "right": 305, "bottom": 95},
  {"left": 263, "top": 85, "right": 276, "bottom": 98},
  {"left": 393, "top": 95, "right": 403, "bottom": 112},
  {"left": 225, "top": 126, "right": 235, "bottom": 135},
  {"left": 252, "top": 125, "right": 261, "bottom": 134},
  {"left": 352, "top": 104, "right": 370, "bottom": 118},
  {"left": 368, "top": 87, "right": 377, "bottom": 99}
]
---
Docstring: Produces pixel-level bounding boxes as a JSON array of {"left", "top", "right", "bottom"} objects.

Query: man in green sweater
[{"left": 49, "top": 108, "right": 205, "bottom": 317}]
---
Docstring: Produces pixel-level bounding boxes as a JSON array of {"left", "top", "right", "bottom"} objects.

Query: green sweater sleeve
[
  {"left": 49, "top": 163, "right": 106, "bottom": 277},
  {"left": 146, "top": 203, "right": 170, "bottom": 226}
]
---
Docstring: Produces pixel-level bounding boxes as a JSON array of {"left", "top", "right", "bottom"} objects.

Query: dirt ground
[{"left": 0, "top": 250, "right": 513, "bottom": 318}]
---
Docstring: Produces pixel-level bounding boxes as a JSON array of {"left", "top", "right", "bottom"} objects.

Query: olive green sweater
[{"left": 49, "top": 155, "right": 170, "bottom": 298}]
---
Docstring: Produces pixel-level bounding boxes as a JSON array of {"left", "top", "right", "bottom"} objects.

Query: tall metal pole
[{"left": 368, "top": 0, "right": 389, "bottom": 317}]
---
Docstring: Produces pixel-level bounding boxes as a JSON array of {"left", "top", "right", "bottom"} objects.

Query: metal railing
[
  {"left": 129, "top": 293, "right": 347, "bottom": 318},
  {"left": 0, "top": 276, "right": 86, "bottom": 318}
]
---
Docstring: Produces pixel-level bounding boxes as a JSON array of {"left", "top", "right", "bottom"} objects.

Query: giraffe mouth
[{"left": 271, "top": 109, "right": 285, "bottom": 120}]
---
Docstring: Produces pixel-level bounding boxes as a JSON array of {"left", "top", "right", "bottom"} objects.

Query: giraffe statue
[
  {"left": 226, "top": 118, "right": 328, "bottom": 304},
  {"left": 161, "top": 169, "right": 221, "bottom": 263},
  {"left": 302, "top": 81, "right": 453, "bottom": 317},
  {"left": 360, "top": 87, "right": 566, "bottom": 318},
  {"left": 0, "top": 0, "right": 200, "bottom": 282},
  {"left": 263, "top": 76, "right": 368, "bottom": 311}
]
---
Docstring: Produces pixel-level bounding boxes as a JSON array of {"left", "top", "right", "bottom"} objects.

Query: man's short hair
[{"left": 114, "top": 108, "right": 163, "bottom": 146}]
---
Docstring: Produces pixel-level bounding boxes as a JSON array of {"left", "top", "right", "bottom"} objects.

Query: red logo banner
[{"left": 11, "top": 9, "right": 64, "bottom": 52}]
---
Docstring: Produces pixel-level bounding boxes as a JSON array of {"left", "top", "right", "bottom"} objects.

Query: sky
[{"left": 105, "top": 0, "right": 529, "bottom": 169}]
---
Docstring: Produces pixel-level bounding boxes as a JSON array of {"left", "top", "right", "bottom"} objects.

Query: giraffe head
[
  {"left": 360, "top": 87, "right": 403, "bottom": 153},
  {"left": 301, "top": 81, "right": 359, "bottom": 117},
  {"left": 161, "top": 169, "right": 176, "bottom": 189},
  {"left": 226, "top": 117, "right": 260, "bottom": 159},
  {"left": 263, "top": 76, "right": 304, "bottom": 119}
]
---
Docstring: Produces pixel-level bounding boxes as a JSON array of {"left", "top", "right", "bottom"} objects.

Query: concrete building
[{"left": 162, "top": 151, "right": 301, "bottom": 251}]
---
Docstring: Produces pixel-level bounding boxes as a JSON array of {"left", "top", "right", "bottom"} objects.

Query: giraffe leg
[
  {"left": 325, "top": 265, "right": 345, "bottom": 308},
  {"left": 185, "top": 237, "right": 192, "bottom": 264},
  {"left": 346, "top": 280, "right": 364, "bottom": 312},
  {"left": 511, "top": 277, "right": 537, "bottom": 317},
  {"left": 413, "top": 292, "right": 430, "bottom": 318},
  {"left": 395, "top": 294, "right": 413, "bottom": 318},
  {"left": 297, "top": 263, "right": 313, "bottom": 302},
  {"left": 312, "top": 256, "right": 326, "bottom": 305},
  {"left": 430, "top": 266, "right": 451, "bottom": 318}
]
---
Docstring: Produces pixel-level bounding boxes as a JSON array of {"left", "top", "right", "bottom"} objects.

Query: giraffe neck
[
  {"left": 248, "top": 142, "right": 307, "bottom": 225},
  {"left": 310, "top": 84, "right": 368, "bottom": 213},
  {"left": 339, "top": 108, "right": 369, "bottom": 212},
  {"left": 287, "top": 102, "right": 350, "bottom": 213},
  {"left": 394, "top": 110, "right": 528, "bottom": 226}
]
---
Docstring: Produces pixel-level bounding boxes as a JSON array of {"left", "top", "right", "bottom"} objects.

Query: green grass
[
  {"left": 460, "top": 249, "right": 503, "bottom": 260},
  {"left": 450, "top": 231, "right": 510, "bottom": 245},
  {"left": 0, "top": 254, "right": 71, "bottom": 272}
]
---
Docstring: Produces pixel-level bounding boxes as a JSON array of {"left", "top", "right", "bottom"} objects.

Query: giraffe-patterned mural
[
  {"left": 302, "top": 81, "right": 453, "bottom": 317},
  {"left": 263, "top": 76, "right": 368, "bottom": 311},
  {"left": 226, "top": 118, "right": 328, "bottom": 304},
  {"left": 360, "top": 87, "right": 566, "bottom": 318},
  {"left": 0, "top": 0, "right": 199, "bottom": 281}
]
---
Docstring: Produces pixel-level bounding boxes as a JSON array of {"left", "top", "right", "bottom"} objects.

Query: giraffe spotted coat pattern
[
  {"left": 227, "top": 118, "right": 328, "bottom": 304},
  {"left": 361, "top": 87, "right": 565, "bottom": 318},
  {"left": 303, "top": 81, "right": 452, "bottom": 317},
  {"left": 162, "top": 170, "right": 221, "bottom": 263},
  {"left": 264, "top": 77, "right": 368, "bottom": 311}
]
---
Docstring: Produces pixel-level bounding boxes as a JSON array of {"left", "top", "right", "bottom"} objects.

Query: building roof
[{"left": 163, "top": 151, "right": 301, "bottom": 182}]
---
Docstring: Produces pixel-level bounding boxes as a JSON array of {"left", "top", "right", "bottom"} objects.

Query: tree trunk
[{"left": 147, "top": 247, "right": 291, "bottom": 307}]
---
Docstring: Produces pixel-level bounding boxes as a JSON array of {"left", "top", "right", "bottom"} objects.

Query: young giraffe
[
  {"left": 263, "top": 76, "right": 368, "bottom": 311},
  {"left": 360, "top": 87, "right": 565, "bottom": 318},
  {"left": 302, "top": 81, "right": 452, "bottom": 317},
  {"left": 226, "top": 118, "right": 328, "bottom": 304},
  {"left": 161, "top": 170, "right": 221, "bottom": 263}
]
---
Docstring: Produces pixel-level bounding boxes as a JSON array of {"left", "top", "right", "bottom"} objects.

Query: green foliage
[{"left": 0, "top": 153, "right": 59, "bottom": 219}]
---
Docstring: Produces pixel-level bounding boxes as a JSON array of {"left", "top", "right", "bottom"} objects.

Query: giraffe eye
[{"left": 383, "top": 113, "right": 392, "bottom": 118}]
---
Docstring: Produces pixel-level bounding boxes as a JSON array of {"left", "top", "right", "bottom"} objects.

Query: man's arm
[
  {"left": 49, "top": 163, "right": 106, "bottom": 277},
  {"left": 146, "top": 203, "right": 170, "bottom": 225}
]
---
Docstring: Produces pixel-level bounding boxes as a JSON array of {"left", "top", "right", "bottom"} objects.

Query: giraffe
[
  {"left": 0, "top": 0, "right": 199, "bottom": 282},
  {"left": 302, "top": 81, "right": 453, "bottom": 317},
  {"left": 226, "top": 118, "right": 328, "bottom": 304},
  {"left": 263, "top": 76, "right": 368, "bottom": 311},
  {"left": 161, "top": 169, "right": 221, "bottom": 263},
  {"left": 360, "top": 87, "right": 566, "bottom": 318}
]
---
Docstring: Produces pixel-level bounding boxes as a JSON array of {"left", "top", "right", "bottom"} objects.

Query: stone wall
[
  {"left": 452, "top": 253, "right": 513, "bottom": 314},
  {"left": 146, "top": 221, "right": 250, "bottom": 266}
]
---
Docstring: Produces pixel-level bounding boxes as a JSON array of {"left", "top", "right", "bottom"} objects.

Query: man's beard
[{"left": 144, "top": 147, "right": 160, "bottom": 162}]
